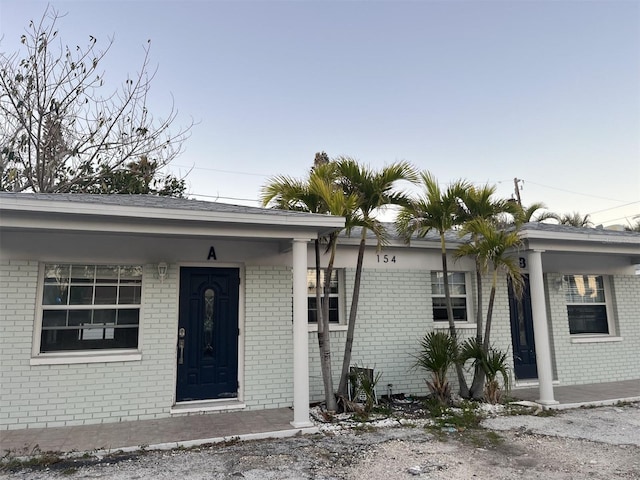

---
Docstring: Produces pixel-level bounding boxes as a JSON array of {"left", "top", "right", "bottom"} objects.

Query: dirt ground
[{"left": 2, "top": 402, "right": 639, "bottom": 479}]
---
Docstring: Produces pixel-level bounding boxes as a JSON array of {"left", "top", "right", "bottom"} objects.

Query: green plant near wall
[
  {"left": 459, "top": 338, "right": 511, "bottom": 404},
  {"left": 348, "top": 365, "right": 382, "bottom": 414},
  {"left": 413, "top": 331, "right": 457, "bottom": 406}
]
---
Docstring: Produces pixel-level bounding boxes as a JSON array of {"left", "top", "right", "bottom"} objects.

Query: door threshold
[{"left": 171, "top": 399, "right": 246, "bottom": 415}]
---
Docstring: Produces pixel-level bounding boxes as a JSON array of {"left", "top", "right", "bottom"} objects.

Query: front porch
[
  {"left": 0, "top": 407, "right": 316, "bottom": 456},
  {"left": 2, "top": 380, "right": 638, "bottom": 458}
]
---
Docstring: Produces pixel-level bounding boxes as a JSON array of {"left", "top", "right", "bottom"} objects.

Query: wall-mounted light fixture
[
  {"left": 157, "top": 262, "right": 168, "bottom": 283},
  {"left": 554, "top": 276, "right": 564, "bottom": 292}
]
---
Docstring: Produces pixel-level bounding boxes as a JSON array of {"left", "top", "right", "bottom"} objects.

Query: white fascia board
[
  {"left": 0, "top": 197, "right": 345, "bottom": 231},
  {"left": 0, "top": 215, "right": 327, "bottom": 240},
  {"left": 525, "top": 238, "right": 640, "bottom": 256},
  {"left": 522, "top": 228, "right": 640, "bottom": 246}
]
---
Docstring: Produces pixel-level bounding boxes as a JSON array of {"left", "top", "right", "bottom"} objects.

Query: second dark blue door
[
  {"left": 177, "top": 267, "right": 239, "bottom": 402},
  {"left": 508, "top": 275, "right": 538, "bottom": 380}
]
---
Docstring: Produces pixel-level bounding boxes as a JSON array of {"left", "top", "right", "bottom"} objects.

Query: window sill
[
  {"left": 30, "top": 351, "right": 142, "bottom": 365},
  {"left": 570, "top": 336, "right": 623, "bottom": 344},
  {"left": 433, "top": 322, "right": 476, "bottom": 330},
  {"left": 307, "top": 324, "right": 348, "bottom": 332}
]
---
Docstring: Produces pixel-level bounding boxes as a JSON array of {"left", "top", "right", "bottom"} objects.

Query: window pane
[
  {"left": 432, "top": 298, "right": 467, "bottom": 322},
  {"left": 119, "top": 286, "right": 141, "bottom": 304},
  {"left": 39, "top": 264, "right": 143, "bottom": 353},
  {"left": 43, "top": 284, "right": 68, "bottom": 305},
  {"left": 42, "top": 310, "right": 67, "bottom": 328},
  {"left": 44, "top": 265, "right": 70, "bottom": 283},
  {"left": 565, "top": 275, "right": 605, "bottom": 303},
  {"left": 95, "top": 265, "right": 120, "bottom": 283},
  {"left": 117, "top": 309, "right": 140, "bottom": 325},
  {"left": 70, "top": 265, "right": 95, "bottom": 283},
  {"left": 69, "top": 285, "right": 93, "bottom": 305},
  {"left": 95, "top": 286, "right": 118, "bottom": 304},
  {"left": 41, "top": 326, "right": 138, "bottom": 351},
  {"left": 307, "top": 296, "right": 339, "bottom": 323},
  {"left": 307, "top": 269, "right": 338, "bottom": 295},
  {"left": 119, "top": 265, "right": 143, "bottom": 282},
  {"left": 68, "top": 309, "right": 92, "bottom": 326},
  {"left": 568, "top": 305, "right": 608, "bottom": 334},
  {"left": 93, "top": 309, "right": 117, "bottom": 325},
  {"left": 431, "top": 272, "right": 465, "bottom": 295},
  {"left": 307, "top": 297, "right": 318, "bottom": 323},
  {"left": 431, "top": 272, "right": 445, "bottom": 295}
]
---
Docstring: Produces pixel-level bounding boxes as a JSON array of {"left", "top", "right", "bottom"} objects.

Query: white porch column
[
  {"left": 291, "top": 238, "right": 313, "bottom": 427},
  {"left": 528, "top": 249, "right": 558, "bottom": 405}
]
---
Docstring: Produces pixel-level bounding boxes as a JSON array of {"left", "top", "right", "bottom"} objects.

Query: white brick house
[{"left": 1, "top": 193, "right": 638, "bottom": 430}]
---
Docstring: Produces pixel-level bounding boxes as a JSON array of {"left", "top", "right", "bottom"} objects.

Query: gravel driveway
[{"left": 2, "top": 402, "right": 639, "bottom": 479}]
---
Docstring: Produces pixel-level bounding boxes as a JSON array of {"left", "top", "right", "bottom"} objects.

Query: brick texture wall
[
  {"left": 243, "top": 265, "right": 294, "bottom": 409},
  {"left": 0, "top": 261, "right": 178, "bottom": 430},
  {"left": 546, "top": 273, "right": 640, "bottom": 385}
]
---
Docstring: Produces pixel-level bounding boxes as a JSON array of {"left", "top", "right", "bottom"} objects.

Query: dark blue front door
[
  {"left": 177, "top": 267, "right": 239, "bottom": 402},
  {"left": 508, "top": 275, "right": 538, "bottom": 380}
]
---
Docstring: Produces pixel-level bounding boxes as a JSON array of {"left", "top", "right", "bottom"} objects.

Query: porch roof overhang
[
  {"left": 0, "top": 193, "right": 345, "bottom": 241},
  {"left": 520, "top": 223, "right": 640, "bottom": 265}
]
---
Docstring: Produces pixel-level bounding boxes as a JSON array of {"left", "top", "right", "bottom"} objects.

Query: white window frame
[
  {"left": 430, "top": 271, "right": 475, "bottom": 327},
  {"left": 31, "top": 263, "right": 144, "bottom": 365},
  {"left": 563, "top": 274, "right": 616, "bottom": 338},
  {"left": 306, "top": 268, "right": 347, "bottom": 332}
]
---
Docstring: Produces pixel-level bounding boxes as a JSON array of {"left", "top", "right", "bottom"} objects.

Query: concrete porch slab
[
  {"left": 0, "top": 407, "right": 318, "bottom": 458},
  {"left": 511, "top": 378, "right": 640, "bottom": 409}
]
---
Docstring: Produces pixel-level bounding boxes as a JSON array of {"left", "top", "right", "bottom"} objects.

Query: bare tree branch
[{"left": 0, "top": 6, "right": 192, "bottom": 193}]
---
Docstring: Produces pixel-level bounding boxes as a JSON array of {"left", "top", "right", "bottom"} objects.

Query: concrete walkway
[
  {"left": 0, "top": 407, "right": 316, "bottom": 457},
  {"left": 512, "top": 378, "right": 640, "bottom": 409},
  {"left": 1, "top": 379, "right": 638, "bottom": 458}
]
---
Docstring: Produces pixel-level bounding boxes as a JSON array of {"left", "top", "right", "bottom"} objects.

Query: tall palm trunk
[
  {"left": 483, "top": 269, "right": 498, "bottom": 351},
  {"left": 315, "top": 237, "right": 337, "bottom": 411},
  {"left": 440, "top": 233, "right": 469, "bottom": 398},
  {"left": 468, "top": 263, "right": 485, "bottom": 399},
  {"left": 337, "top": 229, "right": 366, "bottom": 397}
]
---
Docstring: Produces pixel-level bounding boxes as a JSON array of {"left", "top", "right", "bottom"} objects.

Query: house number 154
[{"left": 377, "top": 254, "right": 396, "bottom": 263}]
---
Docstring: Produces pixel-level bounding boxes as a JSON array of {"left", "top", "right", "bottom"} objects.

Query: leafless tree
[{"left": 0, "top": 6, "right": 191, "bottom": 192}]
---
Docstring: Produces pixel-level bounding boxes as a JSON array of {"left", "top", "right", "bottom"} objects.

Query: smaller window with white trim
[
  {"left": 431, "top": 271, "right": 470, "bottom": 322},
  {"left": 564, "top": 274, "right": 611, "bottom": 335},
  {"left": 39, "top": 264, "right": 142, "bottom": 352},
  {"left": 307, "top": 269, "right": 342, "bottom": 324}
]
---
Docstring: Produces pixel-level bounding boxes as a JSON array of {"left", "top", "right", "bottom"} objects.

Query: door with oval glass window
[{"left": 177, "top": 267, "right": 240, "bottom": 402}]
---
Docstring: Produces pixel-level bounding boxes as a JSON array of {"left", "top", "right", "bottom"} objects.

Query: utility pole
[{"left": 513, "top": 177, "right": 523, "bottom": 207}]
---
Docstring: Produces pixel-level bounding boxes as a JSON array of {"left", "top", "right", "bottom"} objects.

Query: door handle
[{"left": 178, "top": 339, "right": 185, "bottom": 364}]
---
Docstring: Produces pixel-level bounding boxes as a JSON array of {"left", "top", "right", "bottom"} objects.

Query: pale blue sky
[{"left": 2, "top": 0, "right": 638, "bottom": 226}]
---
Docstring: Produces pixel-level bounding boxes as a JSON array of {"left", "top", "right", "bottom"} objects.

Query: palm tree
[
  {"left": 554, "top": 211, "right": 593, "bottom": 228},
  {"left": 396, "top": 172, "right": 471, "bottom": 398},
  {"left": 457, "top": 218, "right": 524, "bottom": 351},
  {"left": 261, "top": 161, "right": 357, "bottom": 411},
  {"left": 458, "top": 184, "right": 515, "bottom": 398},
  {"left": 512, "top": 201, "right": 555, "bottom": 225},
  {"left": 625, "top": 219, "right": 640, "bottom": 232},
  {"left": 334, "top": 157, "right": 418, "bottom": 398}
]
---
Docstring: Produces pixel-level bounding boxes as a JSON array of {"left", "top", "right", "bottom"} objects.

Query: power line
[
  {"left": 522, "top": 179, "right": 630, "bottom": 203},
  {"left": 172, "top": 164, "right": 272, "bottom": 178},
  {"left": 586, "top": 201, "right": 640, "bottom": 215}
]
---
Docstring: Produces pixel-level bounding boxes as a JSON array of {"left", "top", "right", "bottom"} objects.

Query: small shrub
[{"left": 414, "top": 331, "right": 457, "bottom": 406}]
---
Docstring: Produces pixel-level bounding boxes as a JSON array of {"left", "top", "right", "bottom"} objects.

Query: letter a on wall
[{"left": 207, "top": 246, "right": 217, "bottom": 260}]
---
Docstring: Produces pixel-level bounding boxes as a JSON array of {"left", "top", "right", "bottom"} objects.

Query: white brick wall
[
  {"left": 2, "top": 258, "right": 638, "bottom": 431},
  {"left": 0, "top": 261, "right": 178, "bottom": 430},
  {"left": 546, "top": 273, "right": 640, "bottom": 385},
  {"left": 243, "top": 265, "right": 294, "bottom": 409}
]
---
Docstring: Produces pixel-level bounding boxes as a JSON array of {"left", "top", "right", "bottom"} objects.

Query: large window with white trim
[
  {"left": 564, "top": 274, "right": 612, "bottom": 335},
  {"left": 39, "top": 264, "right": 142, "bottom": 352},
  {"left": 431, "top": 271, "right": 471, "bottom": 323},
  {"left": 307, "top": 269, "right": 343, "bottom": 324}
]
